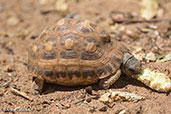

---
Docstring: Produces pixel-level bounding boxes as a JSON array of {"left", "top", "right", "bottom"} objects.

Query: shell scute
[
  {"left": 60, "top": 50, "right": 78, "bottom": 59},
  {"left": 41, "top": 51, "right": 56, "bottom": 60}
]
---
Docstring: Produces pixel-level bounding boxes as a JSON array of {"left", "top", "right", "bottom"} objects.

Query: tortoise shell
[{"left": 28, "top": 18, "right": 129, "bottom": 86}]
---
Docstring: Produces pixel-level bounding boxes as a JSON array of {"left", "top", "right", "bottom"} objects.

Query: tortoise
[{"left": 28, "top": 18, "right": 141, "bottom": 95}]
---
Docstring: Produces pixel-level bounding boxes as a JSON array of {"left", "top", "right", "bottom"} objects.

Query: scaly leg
[
  {"left": 99, "top": 70, "right": 121, "bottom": 89},
  {"left": 32, "top": 77, "right": 44, "bottom": 95}
]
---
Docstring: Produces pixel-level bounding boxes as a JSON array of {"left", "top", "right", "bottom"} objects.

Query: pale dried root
[
  {"left": 133, "top": 68, "right": 171, "bottom": 92},
  {"left": 10, "top": 87, "right": 33, "bottom": 101}
]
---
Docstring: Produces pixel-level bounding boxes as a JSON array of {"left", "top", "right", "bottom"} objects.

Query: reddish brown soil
[{"left": 0, "top": 0, "right": 171, "bottom": 114}]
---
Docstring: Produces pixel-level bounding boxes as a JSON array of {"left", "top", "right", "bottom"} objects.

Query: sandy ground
[{"left": 0, "top": 0, "right": 171, "bottom": 114}]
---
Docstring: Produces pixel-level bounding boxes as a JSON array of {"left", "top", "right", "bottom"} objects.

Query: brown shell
[{"left": 28, "top": 18, "right": 129, "bottom": 86}]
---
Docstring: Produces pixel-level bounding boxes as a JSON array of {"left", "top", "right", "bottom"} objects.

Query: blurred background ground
[{"left": 0, "top": 0, "right": 171, "bottom": 114}]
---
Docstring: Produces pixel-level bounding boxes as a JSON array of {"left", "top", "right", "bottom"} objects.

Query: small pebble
[
  {"left": 55, "top": 0, "right": 68, "bottom": 12},
  {"left": 61, "top": 103, "right": 71, "bottom": 109},
  {"left": 30, "top": 34, "right": 38, "bottom": 39},
  {"left": 43, "top": 104, "right": 49, "bottom": 108},
  {"left": 126, "top": 29, "right": 140, "bottom": 39},
  {"left": 0, "top": 88, "right": 5, "bottom": 96},
  {"left": 3, "top": 64, "right": 15, "bottom": 72},
  {"left": 7, "top": 16, "right": 20, "bottom": 26},
  {"left": 99, "top": 105, "right": 108, "bottom": 112},
  {"left": 145, "top": 52, "right": 156, "bottom": 62},
  {"left": 65, "top": 12, "right": 80, "bottom": 19},
  {"left": 85, "top": 86, "right": 93, "bottom": 95},
  {"left": 146, "top": 25, "right": 158, "bottom": 30},
  {"left": 56, "top": 103, "right": 60, "bottom": 108},
  {"left": 86, "top": 97, "right": 92, "bottom": 103},
  {"left": 56, "top": 103, "right": 71, "bottom": 109},
  {"left": 118, "top": 109, "right": 126, "bottom": 114},
  {"left": 42, "top": 100, "right": 51, "bottom": 105},
  {"left": 8, "top": 73, "right": 13, "bottom": 77},
  {"left": 157, "top": 8, "right": 164, "bottom": 17},
  {"left": 89, "top": 106, "right": 96, "bottom": 113}
]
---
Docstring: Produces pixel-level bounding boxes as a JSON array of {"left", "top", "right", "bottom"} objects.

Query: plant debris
[
  {"left": 134, "top": 68, "right": 171, "bottom": 92},
  {"left": 156, "top": 54, "right": 171, "bottom": 62},
  {"left": 99, "top": 90, "right": 145, "bottom": 103},
  {"left": 10, "top": 87, "right": 33, "bottom": 101}
]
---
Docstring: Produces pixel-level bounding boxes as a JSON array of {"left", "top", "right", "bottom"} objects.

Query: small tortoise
[{"left": 28, "top": 18, "right": 141, "bottom": 94}]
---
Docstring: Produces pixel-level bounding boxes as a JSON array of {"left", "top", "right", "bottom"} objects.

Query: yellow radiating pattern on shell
[
  {"left": 65, "top": 38, "right": 74, "bottom": 50},
  {"left": 86, "top": 42, "right": 97, "bottom": 53},
  {"left": 57, "top": 18, "right": 65, "bottom": 26},
  {"left": 45, "top": 42, "right": 53, "bottom": 51},
  {"left": 32, "top": 45, "right": 37, "bottom": 53}
]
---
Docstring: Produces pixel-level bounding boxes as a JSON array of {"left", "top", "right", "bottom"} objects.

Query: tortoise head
[{"left": 122, "top": 53, "right": 142, "bottom": 76}]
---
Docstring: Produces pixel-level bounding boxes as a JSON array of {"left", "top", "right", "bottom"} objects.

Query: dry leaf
[{"left": 141, "top": 0, "right": 158, "bottom": 20}]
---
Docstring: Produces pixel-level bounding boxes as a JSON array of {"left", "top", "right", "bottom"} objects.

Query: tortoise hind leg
[
  {"left": 99, "top": 70, "right": 121, "bottom": 89},
  {"left": 32, "top": 77, "right": 44, "bottom": 95}
]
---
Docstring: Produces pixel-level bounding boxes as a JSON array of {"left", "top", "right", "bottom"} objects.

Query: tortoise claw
[{"left": 32, "top": 77, "right": 44, "bottom": 95}]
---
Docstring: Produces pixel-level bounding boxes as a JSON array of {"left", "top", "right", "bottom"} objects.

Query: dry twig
[
  {"left": 10, "top": 87, "right": 33, "bottom": 101},
  {"left": 111, "top": 18, "right": 171, "bottom": 24}
]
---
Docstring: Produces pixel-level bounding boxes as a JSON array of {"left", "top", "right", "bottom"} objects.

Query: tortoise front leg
[
  {"left": 32, "top": 77, "right": 44, "bottom": 95},
  {"left": 99, "top": 70, "right": 121, "bottom": 89}
]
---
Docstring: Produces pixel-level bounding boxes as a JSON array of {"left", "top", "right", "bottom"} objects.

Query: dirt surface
[{"left": 0, "top": 0, "right": 171, "bottom": 114}]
